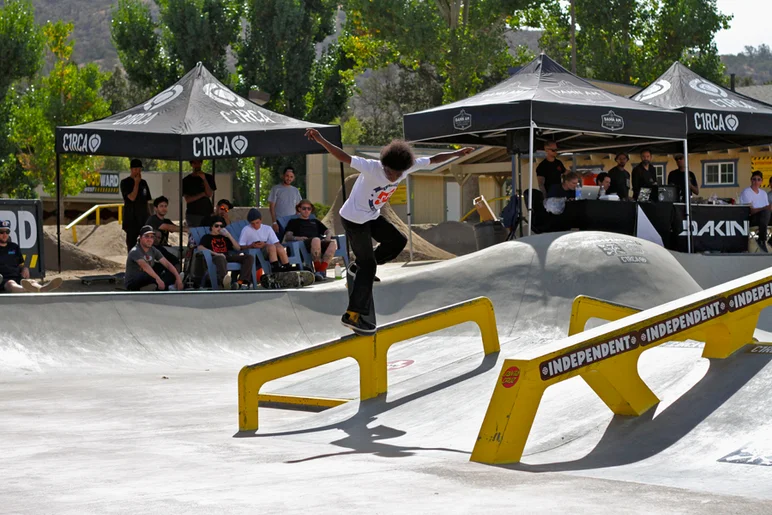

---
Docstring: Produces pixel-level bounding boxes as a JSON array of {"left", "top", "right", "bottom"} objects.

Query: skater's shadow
[{"left": 234, "top": 352, "right": 500, "bottom": 461}]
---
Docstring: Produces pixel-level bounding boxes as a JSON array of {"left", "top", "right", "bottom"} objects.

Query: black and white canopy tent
[
  {"left": 632, "top": 62, "right": 772, "bottom": 152},
  {"left": 403, "top": 54, "right": 693, "bottom": 247},
  {"left": 54, "top": 63, "right": 342, "bottom": 271}
]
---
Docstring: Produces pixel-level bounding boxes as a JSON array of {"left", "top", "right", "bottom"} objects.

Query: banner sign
[
  {"left": 673, "top": 203, "right": 750, "bottom": 253},
  {"left": 0, "top": 199, "right": 45, "bottom": 278},
  {"left": 82, "top": 172, "right": 120, "bottom": 194}
]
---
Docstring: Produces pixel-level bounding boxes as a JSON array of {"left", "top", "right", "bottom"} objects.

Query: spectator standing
[
  {"left": 631, "top": 149, "right": 658, "bottom": 200},
  {"left": 124, "top": 225, "right": 183, "bottom": 291},
  {"left": 239, "top": 208, "right": 291, "bottom": 273},
  {"left": 283, "top": 200, "right": 338, "bottom": 282},
  {"left": 607, "top": 152, "right": 631, "bottom": 200},
  {"left": 269, "top": 167, "right": 302, "bottom": 233},
  {"left": 0, "top": 220, "right": 62, "bottom": 293},
  {"left": 667, "top": 154, "right": 699, "bottom": 203},
  {"left": 182, "top": 159, "right": 217, "bottom": 227},
  {"left": 120, "top": 158, "right": 152, "bottom": 251},
  {"left": 536, "top": 141, "right": 566, "bottom": 198}
]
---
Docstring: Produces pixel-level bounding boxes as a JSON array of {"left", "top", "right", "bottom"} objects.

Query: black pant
[
  {"left": 751, "top": 210, "right": 771, "bottom": 242},
  {"left": 342, "top": 215, "right": 407, "bottom": 315},
  {"left": 124, "top": 221, "right": 144, "bottom": 252},
  {"left": 125, "top": 264, "right": 176, "bottom": 291},
  {"left": 155, "top": 245, "right": 180, "bottom": 267}
]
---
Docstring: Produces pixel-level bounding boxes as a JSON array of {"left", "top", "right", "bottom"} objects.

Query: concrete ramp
[{"left": 2, "top": 231, "right": 771, "bottom": 513}]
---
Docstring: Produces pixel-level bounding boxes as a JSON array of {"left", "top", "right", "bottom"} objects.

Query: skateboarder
[{"left": 305, "top": 128, "right": 473, "bottom": 334}]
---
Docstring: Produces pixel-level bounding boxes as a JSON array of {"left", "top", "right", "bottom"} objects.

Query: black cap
[
  {"left": 217, "top": 199, "right": 233, "bottom": 209},
  {"left": 139, "top": 225, "right": 155, "bottom": 236},
  {"left": 130, "top": 159, "right": 143, "bottom": 169}
]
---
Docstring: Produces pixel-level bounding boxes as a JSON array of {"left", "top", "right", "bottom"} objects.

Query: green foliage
[
  {"left": 312, "top": 202, "right": 330, "bottom": 219},
  {"left": 0, "top": 0, "right": 45, "bottom": 97},
  {"left": 524, "top": 0, "right": 731, "bottom": 85},
  {"left": 722, "top": 45, "right": 772, "bottom": 86},
  {"left": 233, "top": 157, "right": 273, "bottom": 207},
  {"left": 100, "top": 65, "right": 153, "bottom": 114},
  {"left": 333, "top": 115, "right": 363, "bottom": 145},
  {"left": 7, "top": 21, "right": 111, "bottom": 196}
]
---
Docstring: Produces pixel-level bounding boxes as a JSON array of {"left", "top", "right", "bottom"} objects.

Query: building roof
[{"left": 737, "top": 85, "right": 772, "bottom": 105}]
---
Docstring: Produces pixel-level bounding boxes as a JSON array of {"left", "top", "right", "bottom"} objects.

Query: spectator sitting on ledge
[
  {"left": 0, "top": 220, "right": 62, "bottom": 293},
  {"left": 124, "top": 225, "right": 183, "bottom": 291}
]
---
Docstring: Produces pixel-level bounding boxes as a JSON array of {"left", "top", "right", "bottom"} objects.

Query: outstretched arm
[
  {"left": 305, "top": 128, "right": 352, "bottom": 165},
  {"left": 429, "top": 147, "right": 474, "bottom": 164}
]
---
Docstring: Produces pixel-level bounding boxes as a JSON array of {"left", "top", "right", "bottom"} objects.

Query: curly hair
[{"left": 380, "top": 140, "right": 415, "bottom": 173}]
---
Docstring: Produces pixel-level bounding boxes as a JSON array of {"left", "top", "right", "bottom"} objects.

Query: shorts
[
  {"left": 303, "top": 239, "right": 333, "bottom": 253},
  {"left": 0, "top": 275, "right": 21, "bottom": 292}
]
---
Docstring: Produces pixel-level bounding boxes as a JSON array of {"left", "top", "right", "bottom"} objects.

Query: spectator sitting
[
  {"left": 0, "top": 220, "right": 62, "bottom": 293},
  {"left": 124, "top": 225, "right": 183, "bottom": 291},
  {"left": 238, "top": 208, "right": 292, "bottom": 273},
  {"left": 145, "top": 195, "right": 181, "bottom": 267},
  {"left": 596, "top": 172, "right": 611, "bottom": 197},
  {"left": 193, "top": 216, "right": 256, "bottom": 289},
  {"left": 202, "top": 198, "right": 233, "bottom": 229},
  {"left": 547, "top": 171, "right": 580, "bottom": 199},
  {"left": 767, "top": 177, "right": 772, "bottom": 207},
  {"left": 740, "top": 171, "right": 771, "bottom": 253},
  {"left": 283, "top": 200, "right": 338, "bottom": 282}
]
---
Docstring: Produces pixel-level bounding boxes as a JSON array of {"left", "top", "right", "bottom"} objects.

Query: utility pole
[{"left": 570, "top": 0, "right": 577, "bottom": 74}]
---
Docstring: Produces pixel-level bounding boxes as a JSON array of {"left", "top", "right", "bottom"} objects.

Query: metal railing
[
  {"left": 238, "top": 296, "right": 500, "bottom": 432},
  {"left": 65, "top": 203, "right": 123, "bottom": 243}
]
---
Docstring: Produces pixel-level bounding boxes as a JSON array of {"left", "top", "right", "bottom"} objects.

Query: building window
[
  {"left": 702, "top": 160, "right": 737, "bottom": 187},
  {"left": 653, "top": 164, "right": 666, "bottom": 184}
]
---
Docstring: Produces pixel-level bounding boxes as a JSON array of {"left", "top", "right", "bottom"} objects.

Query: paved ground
[{"left": 1, "top": 231, "right": 772, "bottom": 514}]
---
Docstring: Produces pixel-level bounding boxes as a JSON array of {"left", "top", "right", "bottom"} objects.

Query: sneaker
[
  {"left": 314, "top": 271, "right": 326, "bottom": 282},
  {"left": 347, "top": 261, "right": 380, "bottom": 282},
  {"left": 759, "top": 239, "right": 769, "bottom": 253},
  {"left": 340, "top": 312, "right": 376, "bottom": 335},
  {"left": 21, "top": 279, "right": 40, "bottom": 292}
]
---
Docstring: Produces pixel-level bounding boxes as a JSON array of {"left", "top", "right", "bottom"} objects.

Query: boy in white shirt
[
  {"left": 238, "top": 208, "right": 292, "bottom": 271},
  {"left": 305, "top": 128, "right": 472, "bottom": 334},
  {"left": 740, "top": 170, "right": 771, "bottom": 252}
]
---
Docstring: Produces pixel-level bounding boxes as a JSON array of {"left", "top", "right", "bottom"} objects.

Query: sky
[{"left": 715, "top": 0, "right": 771, "bottom": 55}]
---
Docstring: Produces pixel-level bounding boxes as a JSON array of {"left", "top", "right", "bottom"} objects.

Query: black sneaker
[
  {"left": 347, "top": 261, "right": 380, "bottom": 282},
  {"left": 340, "top": 312, "right": 376, "bottom": 335},
  {"left": 314, "top": 271, "right": 326, "bottom": 282},
  {"left": 759, "top": 239, "right": 769, "bottom": 253}
]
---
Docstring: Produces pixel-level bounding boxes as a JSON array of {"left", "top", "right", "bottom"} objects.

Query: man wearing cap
[
  {"left": 606, "top": 152, "right": 631, "bottom": 200},
  {"left": 194, "top": 216, "right": 255, "bottom": 289},
  {"left": 536, "top": 141, "right": 566, "bottom": 198},
  {"left": 269, "top": 167, "right": 302, "bottom": 233},
  {"left": 182, "top": 159, "right": 217, "bottom": 228},
  {"left": 202, "top": 199, "right": 233, "bottom": 229},
  {"left": 145, "top": 195, "right": 181, "bottom": 267},
  {"left": 124, "top": 225, "right": 183, "bottom": 291},
  {"left": 0, "top": 220, "right": 62, "bottom": 293},
  {"left": 667, "top": 154, "right": 699, "bottom": 203},
  {"left": 121, "top": 159, "right": 152, "bottom": 251},
  {"left": 238, "top": 208, "right": 291, "bottom": 272}
]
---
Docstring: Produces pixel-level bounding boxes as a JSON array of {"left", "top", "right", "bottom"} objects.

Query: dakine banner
[
  {"left": 673, "top": 203, "right": 750, "bottom": 253},
  {"left": 0, "top": 199, "right": 45, "bottom": 278}
]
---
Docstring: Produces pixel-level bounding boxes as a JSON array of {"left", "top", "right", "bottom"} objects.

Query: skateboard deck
[
  {"left": 345, "top": 268, "right": 377, "bottom": 330},
  {"left": 260, "top": 270, "right": 315, "bottom": 289},
  {"left": 79, "top": 273, "right": 122, "bottom": 286}
]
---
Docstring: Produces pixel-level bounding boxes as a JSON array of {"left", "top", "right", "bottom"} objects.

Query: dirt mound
[
  {"left": 412, "top": 221, "right": 478, "bottom": 256},
  {"left": 322, "top": 174, "right": 455, "bottom": 261},
  {"left": 43, "top": 231, "right": 123, "bottom": 272}
]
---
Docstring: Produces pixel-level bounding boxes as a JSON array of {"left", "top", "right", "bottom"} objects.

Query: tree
[
  {"left": 524, "top": 0, "right": 731, "bottom": 85},
  {"left": 341, "top": 0, "right": 539, "bottom": 103},
  {"left": 8, "top": 21, "right": 111, "bottom": 197}
]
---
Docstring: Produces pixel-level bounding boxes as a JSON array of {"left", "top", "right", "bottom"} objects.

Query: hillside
[{"left": 722, "top": 45, "right": 772, "bottom": 86}]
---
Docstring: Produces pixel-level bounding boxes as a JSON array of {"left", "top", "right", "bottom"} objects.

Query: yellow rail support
[
  {"left": 472, "top": 267, "right": 772, "bottom": 465},
  {"left": 65, "top": 203, "right": 124, "bottom": 243},
  {"left": 238, "top": 296, "right": 500, "bottom": 432}
]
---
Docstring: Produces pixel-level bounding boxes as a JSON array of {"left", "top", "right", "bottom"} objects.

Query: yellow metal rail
[
  {"left": 238, "top": 296, "right": 500, "bottom": 432},
  {"left": 472, "top": 268, "right": 772, "bottom": 465},
  {"left": 65, "top": 203, "right": 124, "bottom": 243}
]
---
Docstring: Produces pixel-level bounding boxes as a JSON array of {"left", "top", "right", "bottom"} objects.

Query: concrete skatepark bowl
[{"left": 1, "top": 231, "right": 772, "bottom": 514}]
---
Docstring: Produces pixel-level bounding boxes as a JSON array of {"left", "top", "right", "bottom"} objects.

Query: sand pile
[
  {"left": 322, "top": 174, "right": 455, "bottom": 261},
  {"left": 43, "top": 231, "right": 123, "bottom": 271},
  {"left": 412, "top": 221, "right": 478, "bottom": 256}
]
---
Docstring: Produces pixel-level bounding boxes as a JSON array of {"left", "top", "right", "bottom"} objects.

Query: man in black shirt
[
  {"left": 182, "top": 159, "right": 217, "bottom": 228},
  {"left": 146, "top": 195, "right": 181, "bottom": 267},
  {"left": 194, "top": 216, "right": 255, "bottom": 289},
  {"left": 0, "top": 220, "right": 62, "bottom": 293},
  {"left": 120, "top": 158, "right": 152, "bottom": 251},
  {"left": 536, "top": 141, "right": 566, "bottom": 198},
  {"left": 631, "top": 149, "right": 658, "bottom": 200},
  {"left": 667, "top": 154, "right": 699, "bottom": 202},
  {"left": 283, "top": 200, "right": 338, "bottom": 282},
  {"left": 607, "top": 152, "right": 631, "bottom": 200}
]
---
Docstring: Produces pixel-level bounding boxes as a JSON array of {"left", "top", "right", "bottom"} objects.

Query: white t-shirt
[
  {"left": 340, "top": 156, "right": 431, "bottom": 224},
  {"left": 740, "top": 187, "right": 770, "bottom": 209},
  {"left": 238, "top": 224, "right": 279, "bottom": 246}
]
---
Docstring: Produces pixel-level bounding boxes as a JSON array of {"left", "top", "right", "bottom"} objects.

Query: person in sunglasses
[
  {"left": 0, "top": 220, "right": 63, "bottom": 293},
  {"left": 124, "top": 225, "right": 183, "bottom": 291},
  {"left": 194, "top": 216, "right": 255, "bottom": 289},
  {"left": 202, "top": 199, "right": 233, "bottom": 229},
  {"left": 283, "top": 200, "right": 338, "bottom": 282}
]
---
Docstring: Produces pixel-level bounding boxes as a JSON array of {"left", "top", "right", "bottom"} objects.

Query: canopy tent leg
[
  {"left": 56, "top": 152, "right": 61, "bottom": 273},
  {"left": 683, "top": 139, "right": 692, "bottom": 254},
  {"left": 178, "top": 161, "right": 183, "bottom": 261},
  {"left": 211, "top": 160, "right": 216, "bottom": 205},
  {"left": 528, "top": 123, "right": 535, "bottom": 236},
  {"left": 513, "top": 152, "right": 520, "bottom": 238},
  {"left": 254, "top": 157, "right": 261, "bottom": 206},
  {"left": 407, "top": 175, "right": 413, "bottom": 262}
]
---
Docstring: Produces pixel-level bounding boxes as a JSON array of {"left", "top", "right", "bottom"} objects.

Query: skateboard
[
  {"left": 79, "top": 273, "right": 123, "bottom": 286},
  {"left": 260, "top": 270, "right": 315, "bottom": 289},
  {"left": 345, "top": 266, "right": 377, "bottom": 330}
]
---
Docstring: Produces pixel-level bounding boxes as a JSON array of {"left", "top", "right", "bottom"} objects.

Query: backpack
[{"left": 500, "top": 194, "right": 521, "bottom": 239}]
